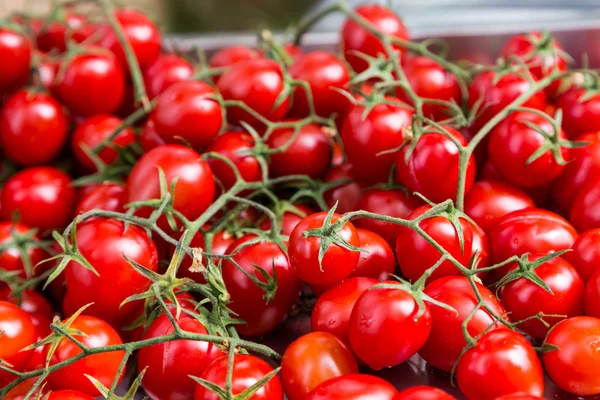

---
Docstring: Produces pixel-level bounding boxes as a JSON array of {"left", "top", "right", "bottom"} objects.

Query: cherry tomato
[
  {"left": 288, "top": 212, "right": 360, "bottom": 286},
  {"left": 143, "top": 54, "right": 194, "bottom": 99},
  {"left": 341, "top": 4, "right": 409, "bottom": 73},
  {"left": 75, "top": 182, "right": 126, "bottom": 216},
  {"left": 281, "top": 331, "right": 358, "bottom": 400},
  {"left": 543, "top": 316, "right": 600, "bottom": 396},
  {"left": 150, "top": 81, "right": 223, "bottom": 150},
  {"left": 565, "top": 228, "right": 600, "bottom": 283},
  {"left": 556, "top": 85, "right": 600, "bottom": 139},
  {"left": 207, "top": 45, "right": 259, "bottom": 83},
  {"left": 259, "top": 204, "right": 314, "bottom": 236},
  {"left": 570, "top": 180, "right": 600, "bottom": 232},
  {"left": 36, "top": 13, "right": 86, "bottom": 53},
  {"left": 456, "top": 329, "right": 544, "bottom": 400},
  {"left": 46, "top": 390, "right": 95, "bottom": 400},
  {"left": 0, "top": 28, "right": 31, "bottom": 94},
  {"left": 493, "top": 394, "right": 545, "bottom": 400},
  {"left": 38, "top": 52, "right": 59, "bottom": 89},
  {"left": 349, "top": 228, "right": 395, "bottom": 280},
  {"left": 0, "top": 222, "right": 47, "bottom": 278},
  {"left": 464, "top": 180, "right": 535, "bottom": 233},
  {"left": 0, "top": 288, "right": 53, "bottom": 320},
  {"left": 2, "top": 167, "right": 76, "bottom": 234},
  {"left": 396, "top": 385, "right": 456, "bottom": 400},
  {"left": 46, "top": 315, "right": 125, "bottom": 396},
  {"left": 194, "top": 354, "right": 283, "bottom": 400},
  {"left": 0, "top": 301, "right": 36, "bottom": 388},
  {"left": 584, "top": 269, "right": 600, "bottom": 318},
  {"left": 205, "top": 131, "right": 261, "bottom": 190},
  {"left": 305, "top": 374, "right": 399, "bottom": 400},
  {"left": 323, "top": 164, "right": 364, "bottom": 214},
  {"left": 140, "top": 118, "right": 166, "bottom": 153}
]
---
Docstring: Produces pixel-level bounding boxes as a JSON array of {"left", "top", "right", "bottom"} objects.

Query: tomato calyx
[
  {"left": 0, "top": 225, "right": 48, "bottom": 279},
  {"left": 42, "top": 230, "right": 97, "bottom": 290}
]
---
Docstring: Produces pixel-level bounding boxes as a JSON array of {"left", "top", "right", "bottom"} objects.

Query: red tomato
[
  {"left": 396, "top": 126, "right": 475, "bottom": 203},
  {"left": 288, "top": 51, "right": 350, "bottom": 118},
  {"left": 281, "top": 332, "right": 358, "bottom": 400},
  {"left": 0, "top": 222, "right": 47, "bottom": 278},
  {"left": 259, "top": 204, "right": 314, "bottom": 236},
  {"left": 150, "top": 81, "right": 223, "bottom": 150},
  {"left": 288, "top": 212, "right": 360, "bottom": 286},
  {"left": 419, "top": 276, "right": 507, "bottom": 372},
  {"left": 205, "top": 131, "right": 261, "bottom": 190},
  {"left": 397, "top": 56, "right": 461, "bottom": 121},
  {"left": 36, "top": 13, "right": 85, "bottom": 53},
  {"left": 456, "top": 329, "right": 544, "bottom": 400},
  {"left": 194, "top": 354, "right": 283, "bottom": 400},
  {"left": 570, "top": 180, "right": 600, "bottom": 232},
  {"left": 494, "top": 394, "right": 545, "bottom": 400},
  {"left": 71, "top": 115, "right": 136, "bottom": 171},
  {"left": 500, "top": 253, "right": 584, "bottom": 339},
  {"left": 341, "top": 4, "right": 409, "bottom": 73},
  {"left": 584, "top": 269, "right": 600, "bottom": 318},
  {"left": 464, "top": 180, "right": 535, "bottom": 233},
  {"left": 54, "top": 47, "right": 125, "bottom": 117},
  {"left": 323, "top": 164, "right": 364, "bottom": 214},
  {"left": 140, "top": 118, "right": 166, "bottom": 153},
  {"left": 556, "top": 85, "right": 600, "bottom": 139},
  {"left": 207, "top": 45, "right": 259, "bottom": 83},
  {"left": 543, "top": 316, "right": 600, "bottom": 396},
  {"left": 143, "top": 54, "right": 194, "bottom": 99},
  {"left": 341, "top": 100, "right": 412, "bottom": 183},
  {"left": 349, "top": 228, "right": 395, "bottom": 280},
  {"left": 396, "top": 385, "right": 456, "bottom": 400},
  {"left": 2, "top": 167, "right": 76, "bottom": 233},
  {"left": 0, "top": 90, "right": 68, "bottom": 166},
  {"left": 217, "top": 58, "right": 289, "bottom": 127},
  {"left": 46, "top": 390, "right": 95, "bottom": 400},
  {"left": 0, "top": 288, "right": 53, "bottom": 320},
  {"left": 0, "top": 301, "right": 36, "bottom": 388},
  {"left": 4, "top": 377, "right": 47, "bottom": 400},
  {"left": 127, "top": 144, "right": 215, "bottom": 222},
  {"left": 305, "top": 374, "right": 399, "bottom": 400},
  {"left": 0, "top": 28, "right": 31, "bottom": 94},
  {"left": 267, "top": 123, "right": 333, "bottom": 179},
  {"left": 38, "top": 52, "right": 59, "bottom": 89},
  {"left": 75, "top": 182, "right": 126, "bottom": 215},
  {"left": 565, "top": 228, "right": 600, "bottom": 283},
  {"left": 46, "top": 315, "right": 125, "bottom": 396}
]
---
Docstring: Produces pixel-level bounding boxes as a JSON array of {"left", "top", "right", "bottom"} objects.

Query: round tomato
[
  {"left": 205, "top": 131, "right": 261, "bottom": 190},
  {"left": 0, "top": 288, "right": 53, "bottom": 320},
  {"left": 75, "top": 182, "right": 126, "bottom": 216},
  {"left": 396, "top": 385, "right": 456, "bottom": 400},
  {"left": 140, "top": 118, "right": 166, "bottom": 153},
  {"left": 323, "top": 164, "right": 364, "bottom": 214},
  {"left": 0, "top": 301, "right": 36, "bottom": 388},
  {"left": 0, "top": 28, "right": 31, "bottom": 93},
  {"left": 0, "top": 222, "right": 47, "bottom": 278},
  {"left": 570, "top": 180, "right": 600, "bottom": 232},
  {"left": 46, "top": 390, "right": 95, "bottom": 400},
  {"left": 493, "top": 393, "right": 545, "bottom": 400},
  {"left": 38, "top": 51, "right": 59, "bottom": 89},
  {"left": 556, "top": 85, "right": 600, "bottom": 140},
  {"left": 305, "top": 374, "right": 399, "bottom": 400},
  {"left": 259, "top": 204, "right": 314, "bottom": 236},
  {"left": 207, "top": 45, "right": 259, "bottom": 83},
  {"left": 349, "top": 228, "right": 395, "bottom": 280},
  {"left": 143, "top": 54, "right": 194, "bottom": 99},
  {"left": 584, "top": 269, "right": 600, "bottom": 318},
  {"left": 565, "top": 228, "right": 600, "bottom": 283},
  {"left": 36, "top": 12, "right": 85, "bottom": 52}
]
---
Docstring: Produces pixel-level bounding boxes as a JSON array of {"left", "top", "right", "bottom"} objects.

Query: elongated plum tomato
[
  {"left": 395, "top": 126, "right": 475, "bottom": 203},
  {"left": 0, "top": 90, "right": 68, "bottom": 166},
  {"left": 206, "top": 131, "right": 261, "bottom": 190},
  {"left": 543, "top": 316, "right": 600, "bottom": 396},
  {"left": 221, "top": 235, "right": 301, "bottom": 337},
  {"left": 0, "top": 222, "right": 47, "bottom": 278},
  {"left": 556, "top": 85, "right": 600, "bottom": 139},
  {"left": 0, "top": 28, "right": 31, "bottom": 93},
  {"left": 349, "top": 229, "right": 395, "bottom": 280},
  {"left": 419, "top": 276, "right": 507, "bottom": 372},
  {"left": 194, "top": 354, "right": 283, "bottom": 400},
  {"left": 75, "top": 182, "right": 126, "bottom": 215},
  {"left": 46, "top": 315, "right": 125, "bottom": 396},
  {"left": 0, "top": 301, "right": 36, "bottom": 388},
  {"left": 143, "top": 54, "right": 194, "bottom": 99},
  {"left": 396, "top": 385, "right": 456, "bottom": 400},
  {"left": 341, "top": 100, "right": 413, "bottom": 183},
  {"left": 127, "top": 144, "right": 215, "bottom": 221},
  {"left": 281, "top": 332, "right": 358, "bottom": 400},
  {"left": 207, "top": 45, "right": 258, "bottom": 83},
  {"left": 341, "top": 4, "right": 409, "bottom": 73},
  {"left": 570, "top": 180, "right": 600, "bottom": 232},
  {"left": 288, "top": 212, "right": 360, "bottom": 287},
  {"left": 149, "top": 81, "right": 223, "bottom": 150},
  {"left": 565, "top": 228, "right": 600, "bottom": 283},
  {"left": 305, "top": 374, "right": 400, "bottom": 400},
  {"left": 217, "top": 58, "right": 289, "bottom": 127},
  {"left": 456, "top": 329, "right": 544, "bottom": 400}
]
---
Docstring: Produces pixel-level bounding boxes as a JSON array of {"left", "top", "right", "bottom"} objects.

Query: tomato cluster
[{"left": 2, "top": 2, "right": 600, "bottom": 400}]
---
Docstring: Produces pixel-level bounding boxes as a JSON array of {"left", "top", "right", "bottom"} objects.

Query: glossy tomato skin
[
  {"left": 341, "top": 101, "right": 413, "bottom": 183},
  {"left": 456, "top": 329, "right": 544, "bottom": 400},
  {"left": 565, "top": 228, "right": 600, "bottom": 283},
  {"left": 396, "top": 126, "right": 475, "bottom": 203},
  {"left": 493, "top": 393, "right": 545, "bottom": 400},
  {"left": 36, "top": 13, "right": 86, "bottom": 53},
  {"left": 71, "top": 115, "right": 136, "bottom": 171},
  {"left": 259, "top": 204, "right": 314, "bottom": 236},
  {"left": 207, "top": 45, "right": 259, "bottom": 83},
  {"left": 0, "top": 90, "right": 68, "bottom": 166},
  {"left": 46, "top": 390, "right": 95, "bottom": 400},
  {"left": 0, "top": 288, "right": 53, "bottom": 320},
  {"left": 305, "top": 374, "right": 399, "bottom": 400},
  {"left": 556, "top": 86, "right": 600, "bottom": 139},
  {"left": 419, "top": 276, "right": 507, "bottom": 372},
  {"left": 143, "top": 54, "right": 194, "bottom": 99},
  {"left": 194, "top": 354, "right": 283, "bottom": 400},
  {"left": 396, "top": 385, "right": 456, "bottom": 400},
  {"left": 349, "top": 229, "right": 395, "bottom": 280},
  {"left": 464, "top": 179, "right": 535, "bottom": 233},
  {"left": 0, "top": 301, "right": 36, "bottom": 388},
  {"left": 267, "top": 123, "right": 333, "bottom": 179},
  {"left": 206, "top": 131, "right": 261, "bottom": 190},
  {"left": 139, "top": 118, "right": 166, "bottom": 153},
  {"left": 570, "top": 180, "right": 600, "bottom": 232},
  {"left": 127, "top": 144, "right": 215, "bottom": 221},
  {"left": 221, "top": 236, "right": 301, "bottom": 337},
  {"left": 75, "top": 182, "right": 126, "bottom": 215},
  {"left": 500, "top": 254, "right": 584, "bottom": 339},
  {"left": 349, "top": 285, "right": 431, "bottom": 370},
  {"left": 46, "top": 315, "right": 125, "bottom": 396},
  {"left": 281, "top": 331, "right": 358, "bottom": 400},
  {"left": 217, "top": 58, "right": 289, "bottom": 127},
  {"left": 288, "top": 51, "right": 350, "bottom": 118},
  {"left": 355, "top": 188, "right": 421, "bottom": 246},
  {"left": 323, "top": 164, "right": 364, "bottom": 214},
  {"left": 0, "top": 28, "right": 31, "bottom": 94},
  {"left": 150, "top": 81, "right": 223, "bottom": 150},
  {"left": 543, "top": 316, "right": 600, "bottom": 395},
  {"left": 2, "top": 167, "right": 76, "bottom": 234},
  {"left": 341, "top": 4, "right": 409, "bottom": 73},
  {"left": 0, "top": 222, "right": 47, "bottom": 278},
  {"left": 288, "top": 212, "right": 360, "bottom": 286},
  {"left": 584, "top": 269, "right": 600, "bottom": 318}
]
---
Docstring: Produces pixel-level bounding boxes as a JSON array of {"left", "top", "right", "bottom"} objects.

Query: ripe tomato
[
  {"left": 127, "top": 144, "right": 215, "bottom": 222},
  {"left": 570, "top": 180, "right": 600, "bottom": 232},
  {"left": 140, "top": 118, "right": 166, "bottom": 153},
  {"left": 349, "top": 228, "right": 395, "bottom": 280},
  {"left": 323, "top": 164, "right": 364, "bottom": 214},
  {"left": 143, "top": 54, "right": 194, "bottom": 99},
  {"left": 46, "top": 390, "right": 95, "bottom": 400},
  {"left": 396, "top": 385, "right": 456, "bottom": 400},
  {"left": 75, "top": 182, "right": 126, "bottom": 216},
  {"left": 305, "top": 374, "right": 399, "bottom": 400},
  {"left": 556, "top": 85, "right": 600, "bottom": 139},
  {"left": 288, "top": 212, "right": 360, "bottom": 286},
  {"left": 194, "top": 354, "right": 283, "bottom": 400},
  {"left": 543, "top": 316, "right": 600, "bottom": 396},
  {"left": 349, "top": 284, "right": 431, "bottom": 369},
  {"left": 456, "top": 329, "right": 544, "bottom": 400},
  {"left": 38, "top": 52, "right": 59, "bottom": 89},
  {"left": 419, "top": 276, "right": 507, "bottom": 372},
  {"left": 396, "top": 126, "right": 475, "bottom": 203},
  {"left": 207, "top": 45, "right": 259, "bottom": 83},
  {"left": 500, "top": 253, "right": 584, "bottom": 339},
  {"left": 584, "top": 269, "right": 600, "bottom": 318},
  {"left": 138, "top": 312, "right": 222, "bottom": 400},
  {"left": 221, "top": 235, "right": 301, "bottom": 337},
  {"left": 341, "top": 100, "right": 412, "bottom": 183},
  {"left": 150, "top": 81, "right": 223, "bottom": 150},
  {"left": 0, "top": 301, "right": 36, "bottom": 388},
  {"left": 259, "top": 204, "right": 314, "bottom": 236},
  {"left": 0, "top": 28, "right": 31, "bottom": 94},
  {"left": 2, "top": 167, "right": 76, "bottom": 234},
  {"left": 565, "top": 228, "right": 600, "bottom": 283},
  {"left": 341, "top": 4, "right": 409, "bottom": 73},
  {"left": 493, "top": 394, "right": 545, "bottom": 400},
  {"left": 205, "top": 131, "right": 261, "bottom": 190},
  {"left": 0, "top": 288, "right": 53, "bottom": 320},
  {"left": 36, "top": 13, "right": 85, "bottom": 53},
  {"left": 46, "top": 315, "right": 125, "bottom": 396},
  {"left": 54, "top": 47, "right": 125, "bottom": 117},
  {"left": 71, "top": 115, "right": 136, "bottom": 171},
  {"left": 0, "top": 222, "right": 47, "bottom": 278},
  {"left": 397, "top": 56, "right": 461, "bottom": 121},
  {"left": 217, "top": 58, "right": 289, "bottom": 127},
  {"left": 281, "top": 332, "right": 358, "bottom": 400},
  {"left": 288, "top": 51, "right": 350, "bottom": 118},
  {"left": 464, "top": 179, "right": 535, "bottom": 233}
]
